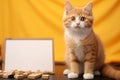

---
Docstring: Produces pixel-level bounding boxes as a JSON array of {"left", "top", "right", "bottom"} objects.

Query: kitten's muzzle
[{"left": 75, "top": 26, "right": 80, "bottom": 29}]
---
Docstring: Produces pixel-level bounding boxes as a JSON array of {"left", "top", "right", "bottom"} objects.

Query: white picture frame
[{"left": 3, "top": 39, "right": 54, "bottom": 72}]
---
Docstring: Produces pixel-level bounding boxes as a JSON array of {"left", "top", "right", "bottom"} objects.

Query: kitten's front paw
[
  {"left": 63, "top": 69, "right": 71, "bottom": 75},
  {"left": 83, "top": 73, "right": 94, "bottom": 79},
  {"left": 68, "top": 72, "right": 79, "bottom": 79}
]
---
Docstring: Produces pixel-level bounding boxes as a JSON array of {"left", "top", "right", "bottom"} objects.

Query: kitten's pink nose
[{"left": 76, "top": 23, "right": 80, "bottom": 25}]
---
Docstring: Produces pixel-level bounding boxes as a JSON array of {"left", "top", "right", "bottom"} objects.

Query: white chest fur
[
  {"left": 75, "top": 44, "right": 84, "bottom": 62},
  {"left": 65, "top": 29, "right": 91, "bottom": 62}
]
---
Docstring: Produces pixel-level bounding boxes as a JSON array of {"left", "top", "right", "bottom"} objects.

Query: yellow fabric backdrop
[{"left": 0, "top": 0, "right": 120, "bottom": 63}]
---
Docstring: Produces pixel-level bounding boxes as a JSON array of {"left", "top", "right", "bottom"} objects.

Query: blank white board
[{"left": 4, "top": 39, "right": 54, "bottom": 72}]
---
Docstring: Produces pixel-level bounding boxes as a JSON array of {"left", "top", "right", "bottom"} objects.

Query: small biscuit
[
  {"left": 14, "top": 70, "right": 31, "bottom": 79},
  {"left": 14, "top": 74, "right": 25, "bottom": 79},
  {"left": 3, "top": 73, "right": 9, "bottom": 78},
  {"left": 3, "top": 70, "right": 16, "bottom": 78},
  {"left": 28, "top": 72, "right": 42, "bottom": 79}
]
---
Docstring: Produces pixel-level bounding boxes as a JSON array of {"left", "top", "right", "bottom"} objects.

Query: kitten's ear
[
  {"left": 64, "top": 0, "right": 73, "bottom": 14},
  {"left": 84, "top": 1, "right": 92, "bottom": 14}
]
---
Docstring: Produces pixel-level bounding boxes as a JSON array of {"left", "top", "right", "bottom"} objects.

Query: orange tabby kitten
[{"left": 63, "top": 0, "right": 120, "bottom": 79}]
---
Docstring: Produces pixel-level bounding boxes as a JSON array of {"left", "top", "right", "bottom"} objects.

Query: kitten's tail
[{"left": 102, "top": 64, "right": 120, "bottom": 79}]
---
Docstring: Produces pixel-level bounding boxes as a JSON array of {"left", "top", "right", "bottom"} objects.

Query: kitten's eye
[
  {"left": 80, "top": 16, "right": 86, "bottom": 21},
  {"left": 71, "top": 16, "right": 75, "bottom": 21}
]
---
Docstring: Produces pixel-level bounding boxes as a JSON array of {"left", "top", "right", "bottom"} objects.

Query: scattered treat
[
  {"left": 28, "top": 72, "right": 42, "bottom": 79},
  {"left": 2, "top": 73, "right": 8, "bottom": 78},
  {"left": 42, "top": 74, "right": 49, "bottom": 80},
  {"left": 14, "top": 74, "right": 26, "bottom": 79},
  {"left": 3, "top": 70, "right": 16, "bottom": 78},
  {"left": 14, "top": 70, "right": 31, "bottom": 79},
  {"left": 0, "top": 70, "right": 54, "bottom": 79}
]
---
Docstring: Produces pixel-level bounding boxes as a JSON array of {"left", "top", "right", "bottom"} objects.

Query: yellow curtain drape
[{"left": 0, "top": 0, "right": 120, "bottom": 63}]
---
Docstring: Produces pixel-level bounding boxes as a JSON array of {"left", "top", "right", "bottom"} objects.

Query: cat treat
[
  {"left": 14, "top": 70, "right": 25, "bottom": 79},
  {"left": 27, "top": 72, "right": 42, "bottom": 79},
  {"left": 14, "top": 74, "right": 25, "bottom": 79},
  {"left": 3, "top": 70, "right": 16, "bottom": 78},
  {"left": 0, "top": 70, "right": 54, "bottom": 79},
  {"left": 14, "top": 70, "right": 31, "bottom": 79}
]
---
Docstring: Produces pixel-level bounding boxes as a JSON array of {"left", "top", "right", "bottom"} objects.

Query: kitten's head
[{"left": 63, "top": 0, "right": 93, "bottom": 31}]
